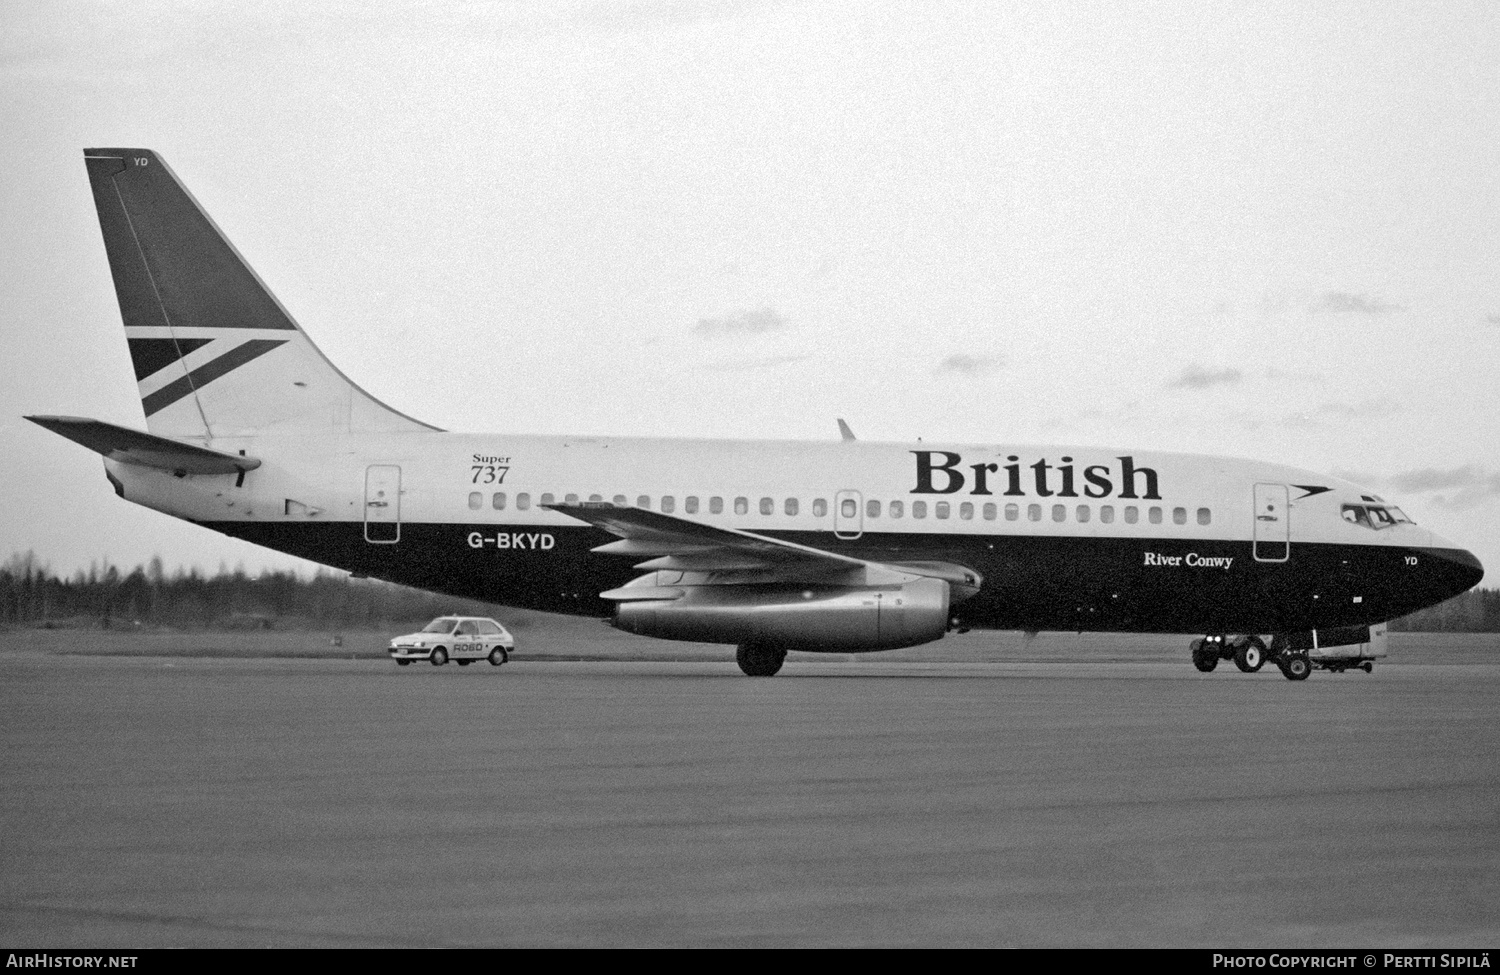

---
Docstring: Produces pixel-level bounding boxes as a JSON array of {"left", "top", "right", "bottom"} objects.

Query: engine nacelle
[{"left": 614, "top": 576, "right": 951, "bottom": 652}]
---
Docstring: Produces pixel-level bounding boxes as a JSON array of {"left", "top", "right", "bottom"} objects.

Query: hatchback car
[{"left": 389, "top": 616, "right": 515, "bottom": 667}]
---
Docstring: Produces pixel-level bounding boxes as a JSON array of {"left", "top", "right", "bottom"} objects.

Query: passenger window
[
  {"left": 661, "top": 496, "right": 675, "bottom": 513},
  {"left": 889, "top": 500, "right": 904, "bottom": 518},
  {"left": 517, "top": 493, "right": 531, "bottom": 511},
  {"left": 492, "top": 492, "right": 506, "bottom": 510},
  {"left": 1052, "top": 504, "right": 1066, "bottom": 522},
  {"left": 761, "top": 497, "right": 774, "bottom": 516},
  {"left": 1028, "top": 504, "right": 1041, "bottom": 522},
  {"left": 541, "top": 493, "right": 555, "bottom": 506},
  {"left": 960, "top": 502, "right": 973, "bottom": 520},
  {"left": 1076, "top": 505, "right": 1089, "bottom": 523},
  {"left": 1197, "top": 507, "right": 1211, "bottom": 526},
  {"left": 1173, "top": 507, "right": 1186, "bottom": 525},
  {"left": 565, "top": 493, "right": 579, "bottom": 505},
  {"left": 785, "top": 498, "right": 799, "bottom": 516},
  {"left": 1005, "top": 503, "right": 1019, "bottom": 521},
  {"left": 933, "top": 502, "right": 947, "bottom": 519},
  {"left": 456, "top": 621, "right": 477, "bottom": 636},
  {"left": 813, "top": 498, "right": 828, "bottom": 517},
  {"left": 1124, "top": 506, "right": 1138, "bottom": 524},
  {"left": 1100, "top": 505, "right": 1113, "bottom": 524},
  {"left": 710, "top": 496, "right": 724, "bottom": 514},
  {"left": 982, "top": 503, "right": 995, "bottom": 521},
  {"left": 588, "top": 494, "right": 602, "bottom": 502},
  {"left": 1149, "top": 507, "right": 1163, "bottom": 524},
  {"left": 613, "top": 494, "right": 627, "bottom": 506},
  {"left": 866, "top": 499, "right": 880, "bottom": 518},
  {"left": 913, "top": 501, "right": 927, "bottom": 519},
  {"left": 468, "top": 492, "right": 482, "bottom": 510},
  {"left": 841, "top": 498, "right": 856, "bottom": 517},
  {"left": 685, "top": 496, "right": 699, "bottom": 514},
  {"left": 735, "top": 497, "right": 749, "bottom": 515},
  {"left": 636, "top": 495, "right": 651, "bottom": 509}
]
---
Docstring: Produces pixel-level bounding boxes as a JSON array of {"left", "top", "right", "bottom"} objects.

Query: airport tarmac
[{"left": 2, "top": 645, "right": 1499, "bottom": 947}]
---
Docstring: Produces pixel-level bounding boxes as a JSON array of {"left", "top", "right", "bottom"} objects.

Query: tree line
[
  {"left": 1, "top": 550, "right": 1496, "bottom": 632},
  {"left": 0, "top": 552, "right": 507, "bottom": 629}
]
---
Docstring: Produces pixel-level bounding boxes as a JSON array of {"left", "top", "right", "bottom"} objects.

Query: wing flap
[{"left": 25, "top": 415, "right": 260, "bottom": 475}]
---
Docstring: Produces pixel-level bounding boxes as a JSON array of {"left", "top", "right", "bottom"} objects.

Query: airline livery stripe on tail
[{"left": 141, "top": 339, "right": 287, "bottom": 416}]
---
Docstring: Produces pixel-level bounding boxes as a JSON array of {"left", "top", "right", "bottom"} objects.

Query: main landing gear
[
  {"left": 1190, "top": 634, "right": 1309, "bottom": 681},
  {"left": 736, "top": 641, "right": 787, "bottom": 677}
]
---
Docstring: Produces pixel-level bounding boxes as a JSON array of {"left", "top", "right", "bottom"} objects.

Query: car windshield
[{"left": 421, "top": 618, "right": 459, "bottom": 634}]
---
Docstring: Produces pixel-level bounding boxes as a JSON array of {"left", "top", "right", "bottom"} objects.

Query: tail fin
[{"left": 83, "top": 148, "right": 437, "bottom": 438}]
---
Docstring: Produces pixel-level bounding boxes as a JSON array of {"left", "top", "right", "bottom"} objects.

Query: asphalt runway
[{"left": 3, "top": 650, "right": 1499, "bottom": 947}]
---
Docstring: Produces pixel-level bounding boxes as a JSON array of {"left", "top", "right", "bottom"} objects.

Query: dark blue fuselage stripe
[{"left": 142, "top": 339, "right": 287, "bottom": 416}]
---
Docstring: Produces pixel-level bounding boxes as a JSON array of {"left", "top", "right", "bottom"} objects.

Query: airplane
[{"left": 26, "top": 148, "right": 1485, "bottom": 678}]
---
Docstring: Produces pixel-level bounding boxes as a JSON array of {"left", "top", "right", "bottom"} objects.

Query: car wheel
[
  {"left": 430, "top": 647, "right": 448, "bottom": 666},
  {"left": 489, "top": 647, "right": 506, "bottom": 666}
]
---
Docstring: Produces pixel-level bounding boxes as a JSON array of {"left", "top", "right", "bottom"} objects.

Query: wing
[{"left": 543, "top": 502, "right": 980, "bottom": 600}]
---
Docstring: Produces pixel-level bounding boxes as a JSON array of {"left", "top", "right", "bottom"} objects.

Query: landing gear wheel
[
  {"left": 430, "top": 647, "right": 448, "bottom": 666},
  {"left": 736, "top": 642, "right": 787, "bottom": 677},
  {"left": 489, "top": 647, "right": 508, "bottom": 666},
  {"left": 1278, "top": 651, "right": 1310, "bottom": 681},
  {"left": 1233, "top": 638, "right": 1265, "bottom": 673},
  {"left": 1190, "top": 638, "right": 1218, "bottom": 673}
]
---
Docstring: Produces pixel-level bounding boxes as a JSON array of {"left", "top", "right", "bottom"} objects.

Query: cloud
[
  {"left": 1317, "top": 292, "right": 1403, "bottom": 315},
  {"left": 1387, "top": 466, "right": 1498, "bottom": 495},
  {"left": 1486, "top": 314, "right": 1500, "bottom": 326},
  {"left": 1340, "top": 465, "right": 1500, "bottom": 512},
  {"left": 693, "top": 307, "right": 789, "bottom": 338},
  {"left": 704, "top": 354, "right": 809, "bottom": 372},
  {"left": 1167, "top": 365, "right": 1242, "bottom": 390},
  {"left": 935, "top": 354, "right": 1002, "bottom": 376},
  {"left": 1281, "top": 397, "right": 1402, "bottom": 427},
  {"left": 1391, "top": 466, "right": 1500, "bottom": 511}
]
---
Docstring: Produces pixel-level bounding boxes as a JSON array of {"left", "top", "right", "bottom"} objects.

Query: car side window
[{"left": 456, "top": 621, "right": 477, "bottom": 636}]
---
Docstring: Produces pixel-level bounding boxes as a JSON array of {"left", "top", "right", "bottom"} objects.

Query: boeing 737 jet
[{"left": 27, "top": 149, "right": 1484, "bottom": 677}]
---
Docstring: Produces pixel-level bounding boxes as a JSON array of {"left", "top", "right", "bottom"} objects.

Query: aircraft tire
[
  {"left": 736, "top": 642, "right": 786, "bottom": 677},
  {"left": 430, "top": 647, "right": 448, "bottom": 666},
  {"left": 1190, "top": 639, "right": 1218, "bottom": 672},
  {"left": 489, "top": 648, "right": 507, "bottom": 666},
  {"left": 1233, "top": 640, "right": 1264, "bottom": 673},
  {"left": 1278, "top": 651, "right": 1310, "bottom": 681}
]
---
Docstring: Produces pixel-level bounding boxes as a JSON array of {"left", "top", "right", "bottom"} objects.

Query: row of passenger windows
[{"left": 466, "top": 491, "right": 1213, "bottom": 526}]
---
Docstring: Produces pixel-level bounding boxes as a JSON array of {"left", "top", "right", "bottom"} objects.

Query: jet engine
[{"left": 611, "top": 574, "right": 951, "bottom": 652}]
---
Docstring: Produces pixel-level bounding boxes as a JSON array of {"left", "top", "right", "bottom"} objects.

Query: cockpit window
[
  {"left": 1342, "top": 504, "right": 1412, "bottom": 530},
  {"left": 421, "top": 617, "right": 458, "bottom": 633}
]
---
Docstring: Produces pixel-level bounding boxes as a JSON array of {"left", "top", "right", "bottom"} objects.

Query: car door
[{"left": 454, "top": 620, "right": 479, "bottom": 657}]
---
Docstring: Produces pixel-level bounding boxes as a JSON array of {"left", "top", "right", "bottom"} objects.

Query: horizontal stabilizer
[{"left": 25, "top": 415, "right": 260, "bottom": 475}]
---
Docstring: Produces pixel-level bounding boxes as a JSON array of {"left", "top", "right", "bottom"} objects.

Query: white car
[{"left": 389, "top": 616, "right": 515, "bottom": 667}]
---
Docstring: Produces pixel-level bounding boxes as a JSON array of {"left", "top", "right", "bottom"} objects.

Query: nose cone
[{"left": 1427, "top": 538, "right": 1485, "bottom": 598}]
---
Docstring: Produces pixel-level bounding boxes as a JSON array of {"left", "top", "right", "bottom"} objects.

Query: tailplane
[{"left": 83, "top": 148, "right": 436, "bottom": 438}]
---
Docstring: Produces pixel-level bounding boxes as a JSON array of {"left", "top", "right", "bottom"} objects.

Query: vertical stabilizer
[{"left": 83, "top": 148, "right": 437, "bottom": 439}]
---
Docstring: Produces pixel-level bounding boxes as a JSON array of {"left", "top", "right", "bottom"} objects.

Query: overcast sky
[{"left": 2, "top": 0, "right": 1498, "bottom": 582}]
